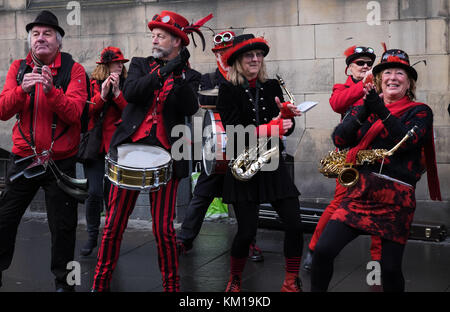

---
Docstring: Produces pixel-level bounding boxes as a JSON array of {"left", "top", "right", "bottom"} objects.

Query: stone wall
[{"left": 0, "top": 0, "right": 448, "bottom": 223}]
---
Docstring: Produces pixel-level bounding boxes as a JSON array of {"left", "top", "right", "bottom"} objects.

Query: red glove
[
  {"left": 280, "top": 101, "right": 296, "bottom": 119},
  {"left": 256, "top": 118, "right": 286, "bottom": 137}
]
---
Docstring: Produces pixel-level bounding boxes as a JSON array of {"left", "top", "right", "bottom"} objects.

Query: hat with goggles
[
  {"left": 344, "top": 45, "right": 376, "bottom": 65},
  {"left": 212, "top": 31, "right": 235, "bottom": 52},
  {"left": 148, "top": 10, "right": 213, "bottom": 50},
  {"left": 372, "top": 46, "right": 417, "bottom": 81}
]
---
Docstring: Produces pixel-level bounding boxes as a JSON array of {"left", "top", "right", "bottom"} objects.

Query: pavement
[{"left": 0, "top": 211, "right": 449, "bottom": 293}]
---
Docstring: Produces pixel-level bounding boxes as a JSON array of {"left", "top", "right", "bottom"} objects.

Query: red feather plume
[{"left": 343, "top": 45, "right": 356, "bottom": 57}]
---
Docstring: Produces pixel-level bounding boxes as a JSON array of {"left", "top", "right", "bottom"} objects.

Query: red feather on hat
[
  {"left": 381, "top": 42, "right": 387, "bottom": 52},
  {"left": 183, "top": 13, "right": 213, "bottom": 51},
  {"left": 343, "top": 45, "right": 356, "bottom": 57}
]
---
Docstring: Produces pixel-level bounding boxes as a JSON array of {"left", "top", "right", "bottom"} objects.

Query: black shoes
[
  {"left": 302, "top": 249, "right": 313, "bottom": 272},
  {"left": 248, "top": 243, "right": 264, "bottom": 262},
  {"left": 176, "top": 241, "right": 193, "bottom": 256},
  {"left": 80, "top": 238, "right": 98, "bottom": 256}
]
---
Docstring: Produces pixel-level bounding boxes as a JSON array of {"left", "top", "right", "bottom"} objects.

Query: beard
[{"left": 152, "top": 45, "right": 172, "bottom": 59}]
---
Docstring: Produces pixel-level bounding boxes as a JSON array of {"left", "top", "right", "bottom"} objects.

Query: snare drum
[
  {"left": 106, "top": 144, "right": 172, "bottom": 191},
  {"left": 202, "top": 109, "right": 228, "bottom": 175}
]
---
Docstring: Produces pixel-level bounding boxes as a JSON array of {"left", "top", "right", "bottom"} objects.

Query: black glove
[
  {"left": 158, "top": 49, "right": 188, "bottom": 79},
  {"left": 364, "top": 89, "right": 390, "bottom": 120},
  {"left": 355, "top": 104, "right": 369, "bottom": 125},
  {"left": 173, "top": 47, "right": 190, "bottom": 77}
]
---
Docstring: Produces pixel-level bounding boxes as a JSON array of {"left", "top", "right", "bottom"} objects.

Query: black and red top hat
[
  {"left": 211, "top": 31, "right": 235, "bottom": 52},
  {"left": 344, "top": 45, "right": 376, "bottom": 65},
  {"left": 26, "top": 10, "right": 65, "bottom": 37},
  {"left": 148, "top": 10, "right": 213, "bottom": 50},
  {"left": 222, "top": 34, "right": 270, "bottom": 66},
  {"left": 372, "top": 48, "right": 418, "bottom": 81},
  {"left": 97, "top": 46, "right": 129, "bottom": 64}
]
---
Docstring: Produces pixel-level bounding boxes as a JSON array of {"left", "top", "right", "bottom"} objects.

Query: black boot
[
  {"left": 302, "top": 249, "right": 313, "bottom": 272},
  {"left": 80, "top": 237, "right": 98, "bottom": 256}
]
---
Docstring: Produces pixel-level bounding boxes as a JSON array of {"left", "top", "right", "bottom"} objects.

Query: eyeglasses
[
  {"left": 243, "top": 51, "right": 264, "bottom": 60},
  {"left": 353, "top": 60, "right": 374, "bottom": 67},
  {"left": 152, "top": 14, "right": 183, "bottom": 30},
  {"left": 214, "top": 32, "right": 234, "bottom": 45},
  {"left": 354, "top": 46, "right": 375, "bottom": 54}
]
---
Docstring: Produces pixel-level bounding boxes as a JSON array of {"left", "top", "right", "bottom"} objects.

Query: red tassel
[
  {"left": 381, "top": 42, "right": 387, "bottom": 52},
  {"left": 343, "top": 45, "right": 356, "bottom": 57}
]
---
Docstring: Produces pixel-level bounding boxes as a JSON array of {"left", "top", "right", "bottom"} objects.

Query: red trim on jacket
[
  {"left": 329, "top": 76, "right": 365, "bottom": 115},
  {"left": 0, "top": 51, "right": 87, "bottom": 160}
]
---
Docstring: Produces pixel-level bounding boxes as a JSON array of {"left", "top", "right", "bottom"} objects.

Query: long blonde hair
[
  {"left": 91, "top": 63, "right": 128, "bottom": 81},
  {"left": 227, "top": 55, "right": 268, "bottom": 86},
  {"left": 374, "top": 68, "right": 416, "bottom": 101}
]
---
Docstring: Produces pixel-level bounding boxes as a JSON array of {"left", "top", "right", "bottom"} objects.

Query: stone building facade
[{"left": 0, "top": 0, "right": 448, "bottom": 224}]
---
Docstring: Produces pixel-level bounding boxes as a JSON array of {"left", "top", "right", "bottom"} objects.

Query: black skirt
[{"left": 221, "top": 156, "right": 300, "bottom": 204}]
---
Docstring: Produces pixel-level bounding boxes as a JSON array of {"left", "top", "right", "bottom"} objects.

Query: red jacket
[
  {"left": 329, "top": 76, "right": 365, "bottom": 115},
  {"left": 89, "top": 79, "right": 127, "bottom": 153},
  {"left": 0, "top": 52, "right": 87, "bottom": 160}
]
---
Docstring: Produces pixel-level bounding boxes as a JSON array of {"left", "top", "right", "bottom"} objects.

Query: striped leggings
[{"left": 92, "top": 178, "right": 180, "bottom": 292}]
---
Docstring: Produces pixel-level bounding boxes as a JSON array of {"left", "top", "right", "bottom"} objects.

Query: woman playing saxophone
[
  {"left": 311, "top": 48, "right": 441, "bottom": 292},
  {"left": 217, "top": 34, "right": 303, "bottom": 292}
]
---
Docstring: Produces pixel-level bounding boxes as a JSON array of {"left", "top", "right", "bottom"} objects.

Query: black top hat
[
  {"left": 222, "top": 34, "right": 270, "bottom": 66},
  {"left": 372, "top": 49, "right": 417, "bottom": 81},
  {"left": 26, "top": 10, "right": 65, "bottom": 37}
]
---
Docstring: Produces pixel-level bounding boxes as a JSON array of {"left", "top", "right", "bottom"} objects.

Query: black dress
[{"left": 217, "top": 79, "right": 300, "bottom": 204}]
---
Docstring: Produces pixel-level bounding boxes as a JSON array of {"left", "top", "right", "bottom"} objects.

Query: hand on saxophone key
[{"left": 275, "top": 96, "right": 301, "bottom": 119}]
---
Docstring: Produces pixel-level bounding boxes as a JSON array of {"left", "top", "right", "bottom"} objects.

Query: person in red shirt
[
  {"left": 0, "top": 10, "right": 87, "bottom": 291},
  {"left": 79, "top": 47, "right": 129, "bottom": 257},
  {"left": 303, "top": 46, "right": 382, "bottom": 271}
]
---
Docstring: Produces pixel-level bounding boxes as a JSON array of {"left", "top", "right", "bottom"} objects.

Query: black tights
[
  {"left": 231, "top": 197, "right": 303, "bottom": 259},
  {"left": 311, "top": 220, "right": 406, "bottom": 292}
]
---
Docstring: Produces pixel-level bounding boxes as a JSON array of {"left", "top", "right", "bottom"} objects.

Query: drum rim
[
  {"left": 202, "top": 109, "right": 218, "bottom": 175},
  {"left": 107, "top": 144, "right": 172, "bottom": 170}
]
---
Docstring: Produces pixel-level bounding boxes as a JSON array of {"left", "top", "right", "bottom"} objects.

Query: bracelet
[{"left": 381, "top": 113, "right": 391, "bottom": 122}]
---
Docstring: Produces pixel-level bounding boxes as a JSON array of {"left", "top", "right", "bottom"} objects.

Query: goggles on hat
[
  {"left": 214, "top": 32, "right": 234, "bottom": 45},
  {"left": 354, "top": 46, "right": 375, "bottom": 54},
  {"left": 152, "top": 14, "right": 183, "bottom": 31},
  {"left": 353, "top": 60, "right": 374, "bottom": 67}
]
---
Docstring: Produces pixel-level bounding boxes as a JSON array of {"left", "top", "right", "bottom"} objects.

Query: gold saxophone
[
  {"left": 319, "top": 125, "right": 418, "bottom": 187},
  {"left": 229, "top": 75, "right": 294, "bottom": 181}
]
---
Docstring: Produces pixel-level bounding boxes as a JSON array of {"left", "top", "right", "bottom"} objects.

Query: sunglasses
[
  {"left": 353, "top": 60, "right": 374, "bottom": 67},
  {"left": 152, "top": 14, "right": 183, "bottom": 30},
  {"left": 214, "top": 32, "right": 234, "bottom": 45},
  {"left": 354, "top": 46, "right": 375, "bottom": 54}
]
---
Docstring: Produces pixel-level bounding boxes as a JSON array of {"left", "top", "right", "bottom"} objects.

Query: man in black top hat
[{"left": 0, "top": 10, "right": 87, "bottom": 291}]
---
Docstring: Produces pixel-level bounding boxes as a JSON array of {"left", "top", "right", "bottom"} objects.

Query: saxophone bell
[{"left": 337, "top": 164, "right": 360, "bottom": 188}]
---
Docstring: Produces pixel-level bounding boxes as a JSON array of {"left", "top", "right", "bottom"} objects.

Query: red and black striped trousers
[{"left": 92, "top": 178, "right": 180, "bottom": 292}]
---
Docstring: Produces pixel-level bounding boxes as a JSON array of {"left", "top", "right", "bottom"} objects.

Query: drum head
[
  {"left": 202, "top": 110, "right": 216, "bottom": 175},
  {"left": 117, "top": 144, "right": 171, "bottom": 168}
]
